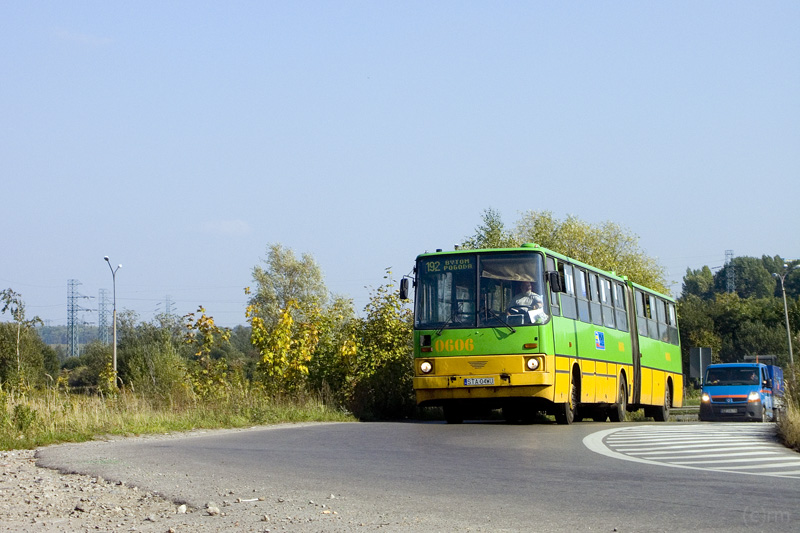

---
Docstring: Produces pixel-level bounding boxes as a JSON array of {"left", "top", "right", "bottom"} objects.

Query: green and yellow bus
[{"left": 400, "top": 243, "right": 683, "bottom": 424}]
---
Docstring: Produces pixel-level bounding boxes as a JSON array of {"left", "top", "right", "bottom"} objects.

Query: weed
[
  {"left": 0, "top": 386, "right": 353, "bottom": 451},
  {"left": 12, "top": 404, "right": 37, "bottom": 433}
]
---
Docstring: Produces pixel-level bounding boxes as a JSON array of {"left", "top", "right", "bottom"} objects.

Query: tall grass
[
  {"left": 777, "top": 394, "right": 800, "bottom": 452},
  {"left": 0, "top": 387, "right": 354, "bottom": 451}
]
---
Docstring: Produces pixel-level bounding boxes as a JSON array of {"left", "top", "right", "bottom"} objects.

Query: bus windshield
[{"left": 415, "top": 252, "right": 548, "bottom": 329}]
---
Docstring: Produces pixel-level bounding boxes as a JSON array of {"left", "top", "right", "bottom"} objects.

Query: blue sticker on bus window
[{"left": 595, "top": 331, "right": 605, "bottom": 350}]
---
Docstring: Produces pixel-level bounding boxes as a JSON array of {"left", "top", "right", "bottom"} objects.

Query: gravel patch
[
  {"left": 2, "top": 448, "right": 189, "bottom": 532},
  {"left": 1, "top": 448, "right": 358, "bottom": 532}
]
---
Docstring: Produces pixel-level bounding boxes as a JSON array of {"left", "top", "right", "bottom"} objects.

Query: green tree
[
  {"left": 249, "top": 243, "right": 327, "bottom": 329},
  {"left": 113, "top": 311, "right": 190, "bottom": 401},
  {"left": 514, "top": 211, "right": 668, "bottom": 293},
  {"left": 460, "top": 208, "right": 520, "bottom": 250},
  {"left": 1, "top": 289, "right": 44, "bottom": 390},
  {"left": 0, "top": 322, "right": 55, "bottom": 390},
  {"left": 682, "top": 266, "right": 715, "bottom": 299},
  {"left": 714, "top": 256, "right": 775, "bottom": 299},
  {"left": 677, "top": 294, "right": 723, "bottom": 366},
  {"left": 766, "top": 257, "right": 800, "bottom": 299}
]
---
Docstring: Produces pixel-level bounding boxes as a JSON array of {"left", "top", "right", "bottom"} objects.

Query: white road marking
[{"left": 583, "top": 424, "right": 800, "bottom": 478}]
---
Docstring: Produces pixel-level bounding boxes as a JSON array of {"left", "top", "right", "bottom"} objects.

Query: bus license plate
[
  {"left": 721, "top": 408, "right": 738, "bottom": 414},
  {"left": 464, "top": 378, "right": 494, "bottom": 386}
]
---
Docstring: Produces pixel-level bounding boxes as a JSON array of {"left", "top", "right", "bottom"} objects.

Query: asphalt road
[{"left": 36, "top": 421, "right": 800, "bottom": 532}]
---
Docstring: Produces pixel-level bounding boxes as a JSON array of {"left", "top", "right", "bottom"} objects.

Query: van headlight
[
  {"left": 701, "top": 393, "right": 710, "bottom": 402},
  {"left": 748, "top": 391, "right": 760, "bottom": 402}
]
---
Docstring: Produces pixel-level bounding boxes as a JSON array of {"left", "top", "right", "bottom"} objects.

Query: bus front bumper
[{"left": 414, "top": 372, "right": 553, "bottom": 404}]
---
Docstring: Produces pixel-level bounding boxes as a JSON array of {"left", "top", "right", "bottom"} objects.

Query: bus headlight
[
  {"left": 420, "top": 361, "right": 433, "bottom": 374},
  {"left": 526, "top": 357, "right": 540, "bottom": 371},
  {"left": 701, "top": 393, "right": 710, "bottom": 402}
]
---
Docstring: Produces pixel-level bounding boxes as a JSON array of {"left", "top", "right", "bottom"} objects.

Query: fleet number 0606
[{"left": 433, "top": 338, "right": 474, "bottom": 352}]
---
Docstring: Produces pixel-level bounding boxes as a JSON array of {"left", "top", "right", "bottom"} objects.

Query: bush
[
  {"left": 121, "top": 339, "right": 189, "bottom": 404},
  {"left": 346, "top": 274, "right": 416, "bottom": 420},
  {"left": 349, "top": 352, "right": 416, "bottom": 420}
]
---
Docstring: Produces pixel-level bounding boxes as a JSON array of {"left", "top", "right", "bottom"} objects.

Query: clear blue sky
[{"left": 2, "top": 2, "right": 798, "bottom": 327}]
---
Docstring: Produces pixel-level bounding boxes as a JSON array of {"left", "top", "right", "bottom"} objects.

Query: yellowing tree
[
  {"left": 514, "top": 210, "right": 668, "bottom": 293},
  {"left": 247, "top": 298, "right": 319, "bottom": 394},
  {"left": 184, "top": 306, "right": 231, "bottom": 399}
]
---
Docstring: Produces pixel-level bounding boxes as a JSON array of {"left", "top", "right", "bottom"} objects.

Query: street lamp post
[
  {"left": 774, "top": 265, "right": 795, "bottom": 384},
  {"left": 104, "top": 256, "right": 122, "bottom": 386}
]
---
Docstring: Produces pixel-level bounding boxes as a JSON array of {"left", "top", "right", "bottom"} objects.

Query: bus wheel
[
  {"left": 609, "top": 381, "right": 627, "bottom": 422},
  {"left": 555, "top": 380, "right": 577, "bottom": 425},
  {"left": 652, "top": 386, "right": 671, "bottom": 422},
  {"left": 443, "top": 404, "right": 464, "bottom": 424}
]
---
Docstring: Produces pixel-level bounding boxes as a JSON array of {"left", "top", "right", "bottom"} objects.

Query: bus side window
[
  {"left": 656, "top": 298, "right": 668, "bottom": 342},
  {"left": 575, "top": 268, "right": 590, "bottom": 323},
  {"left": 547, "top": 257, "right": 561, "bottom": 317},
  {"left": 635, "top": 290, "right": 648, "bottom": 337},
  {"left": 647, "top": 294, "right": 659, "bottom": 340},
  {"left": 589, "top": 273, "right": 602, "bottom": 326},
  {"left": 667, "top": 302, "right": 679, "bottom": 345},
  {"left": 560, "top": 263, "right": 578, "bottom": 320},
  {"left": 601, "top": 278, "right": 616, "bottom": 329},
  {"left": 614, "top": 283, "right": 628, "bottom": 332}
]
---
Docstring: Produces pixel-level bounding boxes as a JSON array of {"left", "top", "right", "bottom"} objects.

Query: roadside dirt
[{"left": 1, "top": 448, "right": 353, "bottom": 532}]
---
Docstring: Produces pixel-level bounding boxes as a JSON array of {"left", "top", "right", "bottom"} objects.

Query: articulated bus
[{"left": 400, "top": 243, "right": 683, "bottom": 424}]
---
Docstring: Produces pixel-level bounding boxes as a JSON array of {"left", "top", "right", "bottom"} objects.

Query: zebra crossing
[{"left": 583, "top": 424, "right": 800, "bottom": 478}]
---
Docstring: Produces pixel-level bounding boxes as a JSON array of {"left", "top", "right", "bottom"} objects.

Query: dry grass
[
  {"left": 0, "top": 387, "right": 353, "bottom": 451},
  {"left": 777, "top": 396, "right": 800, "bottom": 452}
]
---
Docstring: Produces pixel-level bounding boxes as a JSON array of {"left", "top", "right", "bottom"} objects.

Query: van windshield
[{"left": 705, "top": 367, "right": 760, "bottom": 386}]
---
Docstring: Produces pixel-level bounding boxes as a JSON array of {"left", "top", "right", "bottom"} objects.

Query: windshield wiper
[
  {"left": 481, "top": 307, "right": 516, "bottom": 334},
  {"left": 436, "top": 312, "right": 457, "bottom": 336}
]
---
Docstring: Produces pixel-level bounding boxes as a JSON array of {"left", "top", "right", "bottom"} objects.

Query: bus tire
[
  {"left": 443, "top": 404, "right": 464, "bottom": 424},
  {"left": 652, "top": 386, "right": 671, "bottom": 422},
  {"left": 555, "top": 378, "right": 578, "bottom": 425},
  {"left": 609, "top": 380, "right": 627, "bottom": 422}
]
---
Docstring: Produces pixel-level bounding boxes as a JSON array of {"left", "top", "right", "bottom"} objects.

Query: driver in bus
[{"left": 508, "top": 281, "right": 547, "bottom": 323}]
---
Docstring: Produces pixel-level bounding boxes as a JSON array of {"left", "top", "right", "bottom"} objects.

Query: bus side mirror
[
  {"left": 547, "top": 271, "right": 564, "bottom": 293},
  {"left": 400, "top": 278, "right": 410, "bottom": 300}
]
